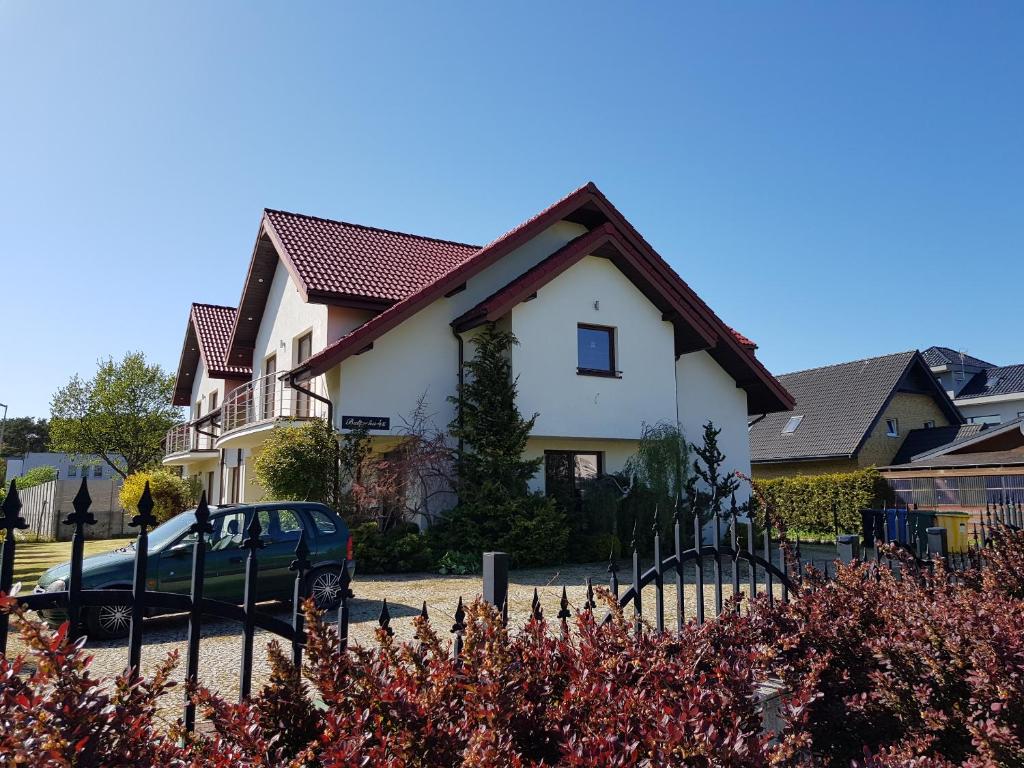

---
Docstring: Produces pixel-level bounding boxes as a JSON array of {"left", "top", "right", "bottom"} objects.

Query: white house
[{"left": 164, "top": 183, "right": 793, "bottom": 512}]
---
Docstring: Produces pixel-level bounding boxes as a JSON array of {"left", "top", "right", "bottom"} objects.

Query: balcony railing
[
  {"left": 164, "top": 419, "right": 220, "bottom": 456},
  {"left": 221, "top": 373, "right": 328, "bottom": 435}
]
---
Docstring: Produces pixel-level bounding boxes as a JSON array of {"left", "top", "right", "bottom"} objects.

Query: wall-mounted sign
[{"left": 341, "top": 415, "right": 390, "bottom": 431}]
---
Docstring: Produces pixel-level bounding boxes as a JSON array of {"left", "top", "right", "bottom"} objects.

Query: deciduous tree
[{"left": 49, "top": 352, "right": 178, "bottom": 478}]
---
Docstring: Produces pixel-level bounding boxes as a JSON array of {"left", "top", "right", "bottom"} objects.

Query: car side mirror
[{"left": 167, "top": 542, "right": 193, "bottom": 557}]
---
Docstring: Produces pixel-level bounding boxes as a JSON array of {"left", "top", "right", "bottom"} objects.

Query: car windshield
[{"left": 146, "top": 511, "right": 197, "bottom": 552}]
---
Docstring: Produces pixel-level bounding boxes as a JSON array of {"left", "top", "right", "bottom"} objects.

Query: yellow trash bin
[{"left": 934, "top": 511, "right": 972, "bottom": 552}]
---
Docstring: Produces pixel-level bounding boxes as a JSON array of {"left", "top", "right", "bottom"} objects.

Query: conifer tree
[
  {"left": 691, "top": 420, "right": 739, "bottom": 517},
  {"left": 435, "top": 324, "right": 567, "bottom": 565}
]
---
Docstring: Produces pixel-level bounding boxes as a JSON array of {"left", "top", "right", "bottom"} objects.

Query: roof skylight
[{"left": 782, "top": 415, "right": 804, "bottom": 434}]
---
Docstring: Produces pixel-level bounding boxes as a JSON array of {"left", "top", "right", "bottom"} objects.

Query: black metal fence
[
  {"left": 0, "top": 478, "right": 348, "bottom": 733},
  {"left": 1, "top": 477, "right": 1020, "bottom": 731}
]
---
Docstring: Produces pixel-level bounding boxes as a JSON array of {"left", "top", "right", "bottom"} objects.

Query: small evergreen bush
[{"left": 351, "top": 520, "right": 433, "bottom": 574}]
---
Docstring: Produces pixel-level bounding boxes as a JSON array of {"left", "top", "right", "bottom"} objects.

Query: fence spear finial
[
  {"left": 130, "top": 481, "right": 157, "bottom": 531},
  {"left": 378, "top": 598, "right": 394, "bottom": 636},
  {"left": 557, "top": 586, "right": 571, "bottom": 622},
  {"left": 242, "top": 510, "right": 264, "bottom": 551},
  {"left": 1, "top": 481, "right": 27, "bottom": 535},
  {"left": 531, "top": 588, "right": 543, "bottom": 621}
]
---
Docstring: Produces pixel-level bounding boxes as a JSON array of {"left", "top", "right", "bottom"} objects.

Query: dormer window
[
  {"left": 782, "top": 415, "right": 803, "bottom": 434},
  {"left": 886, "top": 418, "right": 899, "bottom": 437}
]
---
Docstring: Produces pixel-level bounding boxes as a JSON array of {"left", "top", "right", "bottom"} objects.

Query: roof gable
[
  {"left": 922, "top": 346, "right": 994, "bottom": 370},
  {"left": 750, "top": 351, "right": 962, "bottom": 463},
  {"left": 172, "top": 304, "right": 252, "bottom": 406},
  {"left": 289, "top": 183, "right": 794, "bottom": 415},
  {"left": 226, "top": 210, "right": 480, "bottom": 367}
]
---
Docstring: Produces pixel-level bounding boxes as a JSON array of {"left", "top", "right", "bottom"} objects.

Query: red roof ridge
[
  {"left": 288, "top": 181, "right": 793, "bottom": 414},
  {"left": 291, "top": 183, "right": 601, "bottom": 380},
  {"left": 263, "top": 207, "right": 482, "bottom": 251},
  {"left": 191, "top": 301, "right": 238, "bottom": 311}
]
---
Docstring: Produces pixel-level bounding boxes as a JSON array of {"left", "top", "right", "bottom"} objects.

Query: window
[
  {"left": 885, "top": 418, "right": 899, "bottom": 437},
  {"left": 967, "top": 414, "right": 1001, "bottom": 425},
  {"left": 256, "top": 508, "right": 303, "bottom": 543},
  {"left": 923, "top": 420, "right": 935, "bottom": 429},
  {"left": 296, "top": 332, "right": 313, "bottom": 364},
  {"left": 295, "top": 332, "right": 314, "bottom": 416},
  {"left": 577, "top": 324, "right": 616, "bottom": 376},
  {"left": 544, "top": 451, "right": 603, "bottom": 508},
  {"left": 208, "top": 511, "right": 247, "bottom": 551},
  {"left": 262, "top": 354, "right": 277, "bottom": 419},
  {"left": 68, "top": 464, "right": 77, "bottom": 477},
  {"left": 209, "top": 391, "right": 218, "bottom": 411},
  {"left": 93, "top": 464, "right": 103, "bottom": 477},
  {"left": 782, "top": 415, "right": 804, "bottom": 434},
  {"left": 309, "top": 509, "right": 337, "bottom": 535}
]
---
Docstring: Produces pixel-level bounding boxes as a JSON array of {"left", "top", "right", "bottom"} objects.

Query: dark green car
[{"left": 34, "top": 502, "right": 353, "bottom": 639}]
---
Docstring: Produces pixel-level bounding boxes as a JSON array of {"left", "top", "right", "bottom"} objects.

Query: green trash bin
[{"left": 907, "top": 510, "right": 936, "bottom": 557}]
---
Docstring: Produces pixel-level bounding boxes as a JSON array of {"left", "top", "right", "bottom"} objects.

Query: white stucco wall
[
  {"left": 254, "top": 261, "right": 330, "bottom": 378},
  {"left": 328, "top": 305, "right": 376, "bottom": 344},
  {"left": 335, "top": 221, "right": 588, "bottom": 435},
  {"left": 512, "top": 254, "right": 677, "bottom": 440},
  {"left": 676, "top": 350, "right": 752, "bottom": 503},
  {"left": 189, "top": 358, "right": 229, "bottom": 419}
]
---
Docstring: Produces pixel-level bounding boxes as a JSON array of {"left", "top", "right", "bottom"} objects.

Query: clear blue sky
[{"left": 2, "top": 3, "right": 1021, "bottom": 418}]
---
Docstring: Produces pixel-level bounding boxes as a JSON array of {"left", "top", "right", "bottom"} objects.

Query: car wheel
[
  {"left": 308, "top": 567, "right": 343, "bottom": 610},
  {"left": 85, "top": 601, "right": 132, "bottom": 640}
]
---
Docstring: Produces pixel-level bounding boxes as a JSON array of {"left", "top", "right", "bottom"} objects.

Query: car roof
[{"left": 205, "top": 501, "right": 335, "bottom": 512}]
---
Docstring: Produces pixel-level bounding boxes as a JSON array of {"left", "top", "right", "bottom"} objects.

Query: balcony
[
  {"left": 217, "top": 373, "right": 329, "bottom": 448},
  {"left": 163, "top": 419, "right": 220, "bottom": 465}
]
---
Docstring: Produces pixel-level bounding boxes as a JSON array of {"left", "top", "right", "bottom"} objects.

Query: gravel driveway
[{"left": 7, "top": 546, "right": 834, "bottom": 715}]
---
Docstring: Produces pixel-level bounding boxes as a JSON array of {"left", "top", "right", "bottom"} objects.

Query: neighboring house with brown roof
[
  {"left": 923, "top": 346, "right": 1024, "bottom": 427},
  {"left": 165, "top": 183, "right": 794, "bottom": 511},
  {"left": 750, "top": 351, "right": 963, "bottom": 480},
  {"left": 879, "top": 417, "right": 1024, "bottom": 511}
]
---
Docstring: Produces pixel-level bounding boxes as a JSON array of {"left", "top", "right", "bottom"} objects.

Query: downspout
[
  {"left": 674, "top": 353, "right": 683, "bottom": 500},
  {"left": 452, "top": 326, "right": 465, "bottom": 499},
  {"left": 285, "top": 371, "right": 339, "bottom": 508}
]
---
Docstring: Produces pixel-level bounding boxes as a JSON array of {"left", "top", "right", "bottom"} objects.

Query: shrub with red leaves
[{"left": 3, "top": 528, "right": 1024, "bottom": 766}]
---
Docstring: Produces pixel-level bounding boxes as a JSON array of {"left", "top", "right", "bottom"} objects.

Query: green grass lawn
[{"left": 8, "top": 538, "right": 126, "bottom": 588}]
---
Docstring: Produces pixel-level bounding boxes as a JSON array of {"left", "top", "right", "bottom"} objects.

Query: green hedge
[{"left": 754, "top": 468, "right": 891, "bottom": 539}]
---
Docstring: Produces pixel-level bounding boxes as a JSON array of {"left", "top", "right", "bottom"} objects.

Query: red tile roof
[
  {"left": 191, "top": 303, "right": 252, "bottom": 376},
  {"left": 288, "top": 182, "right": 795, "bottom": 415},
  {"left": 173, "top": 303, "right": 251, "bottom": 405},
  {"left": 263, "top": 209, "right": 480, "bottom": 304},
  {"left": 729, "top": 328, "right": 757, "bottom": 351}
]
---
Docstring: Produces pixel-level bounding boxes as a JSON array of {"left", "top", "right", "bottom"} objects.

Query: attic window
[
  {"left": 886, "top": 418, "right": 899, "bottom": 437},
  {"left": 782, "top": 415, "right": 803, "bottom": 434}
]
